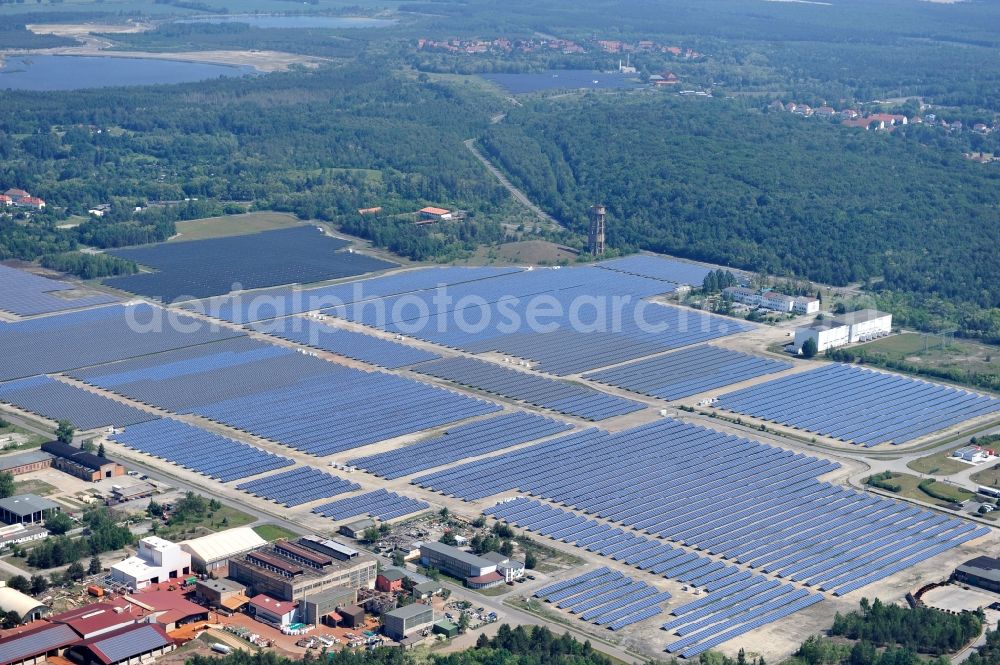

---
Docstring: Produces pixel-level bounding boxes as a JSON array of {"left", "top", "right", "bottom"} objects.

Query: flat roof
[
  {"left": 834, "top": 308, "right": 891, "bottom": 325},
  {"left": 181, "top": 527, "right": 266, "bottom": 563},
  {"left": 385, "top": 603, "right": 433, "bottom": 620},
  {"left": 421, "top": 541, "right": 496, "bottom": 570},
  {"left": 0, "top": 494, "right": 59, "bottom": 516},
  {"left": 41, "top": 441, "right": 112, "bottom": 471},
  {"left": 196, "top": 578, "right": 246, "bottom": 594},
  {"left": 0, "top": 450, "right": 52, "bottom": 471}
]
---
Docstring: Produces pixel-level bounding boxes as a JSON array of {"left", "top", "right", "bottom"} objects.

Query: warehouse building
[
  {"left": 793, "top": 309, "right": 893, "bottom": 354},
  {"left": 723, "top": 287, "right": 819, "bottom": 315},
  {"left": 0, "top": 583, "right": 49, "bottom": 623},
  {"left": 0, "top": 494, "right": 60, "bottom": 526},
  {"left": 248, "top": 594, "right": 299, "bottom": 628},
  {"left": 952, "top": 556, "right": 1000, "bottom": 593},
  {"left": 382, "top": 603, "right": 434, "bottom": 641},
  {"left": 0, "top": 450, "right": 53, "bottom": 476},
  {"left": 228, "top": 536, "right": 377, "bottom": 602},
  {"left": 40, "top": 442, "right": 124, "bottom": 482},
  {"left": 181, "top": 526, "right": 266, "bottom": 573},
  {"left": 419, "top": 541, "right": 501, "bottom": 587},
  {"left": 110, "top": 536, "right": 192, "bottom": 591},
  {"left": 50, "top": 603, "right": 138, "bottom": 640},
  {"left": 376, "top": 568, "right": 406, "bottom": 593},
  {"left": 339, "top": 518, "right": 376, "bottom": 540},
  {"left": 301, "top": 586, "right": 358, "bottom": 626},
  {"left": 193, "top": 578, "right": 249, "bottom": 613},
  {"left": 0, "top": 622, "right": 78, "bottom": 665},
  {"left": 63, "top": 623, "right": 174, "bottom": 665}
]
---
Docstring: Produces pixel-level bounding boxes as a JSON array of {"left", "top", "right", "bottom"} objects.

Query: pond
[
  {"left": 0, "top": 55, "right": 255, "bottom": 91},
  {"left": 480, "top": 70, "right": 643, "bottom": 94},
  {"left": 174, "top": 15, "right": 395, "bottom": 29}
]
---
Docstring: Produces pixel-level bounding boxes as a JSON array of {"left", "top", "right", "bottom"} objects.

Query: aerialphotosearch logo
[{"left": 127, "top": 280, "right": 727, "bottom": 343}]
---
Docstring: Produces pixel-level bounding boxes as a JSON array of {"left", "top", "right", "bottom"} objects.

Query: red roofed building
[
  {"left": 465, "top": 571, "right": 504, "bottom": 589},
  {"left": 124, "top": 589, "right": 209, "bottom": 630},
  {"left": 4, "top": 189, "right": 28, "bottom": 200},
  {"left": 248, "top": 594, "right": 299, "bottom": 627},
  {"left": 868, "top": 113, "right": 907, "bottom": 126},
  {"left": 0, "top": 621, "right": 79, "bottom": 665},
  {"left": 0, "top": 195, "right": 11, "bottom": 206},
  {"left": 14, "top": 196, "right": 45, "bottom": 210},
  {"left": 49, "top": 602, "right": 137, "bottom": 640},
  {"left": 653, "top": 71, "right": 680, "bottom": 86},
  {"left": 65, "top": 623, "right": 174, "bottom": 665}
]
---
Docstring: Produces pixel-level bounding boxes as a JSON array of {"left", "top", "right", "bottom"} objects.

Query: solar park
[
  {"left": 0, "top": 251, "right": 997, "bottom": 659},
  {"left": 0, "top": 263, "right": 117, "bottom": 316}
]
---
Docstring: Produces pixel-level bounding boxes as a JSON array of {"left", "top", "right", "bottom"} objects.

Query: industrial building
[
  {"left": 0, "top": 494, "right": 60, "bottom": 525},
  {"left": 181, "top": 526, "right": 266, "bottom": 573},
  {"left": 0, "top": 622, "right": 79, "bottom": 665},
  {"left": 63, "top": 623, "right": 174, "bottom": 665},
  {"left": 0, "top": 582, "right": 49, "bottom": 622},
  {"left": 382, "top": 603, "right": 434, "bottom": 641},
  {"left": 40, "top": 441, "right": 124, "bottom": 482},
  {"left": 481, "top": 551, "right": 526, "bottom": 582},
  {"left": 228, "top": 536, "right": 377, "bottom": 603},
  {"left": 193, "top": 578, "right": 249, "bottom": 613},
  {"left": 0, "top": 450, "right": 53, "bottom": 476},
  {"left": 0, "top": 523, "right": 48, "bottom": 548},
  {"left": 412, "top": 581, "right": 443, "bottom": 600},
  {"left": 419, "top": 541, "right": 503, "bottom": 587},
  {"left": 248, "top": 594, "right": 299, "bottom": 628},
  {"left": 123, "top": 589, "right": 209, "bottom": 631},
  {"left": 376, "top": 568, "right": 406, "bottom": 593},
  {"left": 793, "top": 309, "right": 893, "bottom": 353},
  {"left": 723, "top": 287, "right": 820, "bottom": 315},
  {"left": 109, "top": 536, "right": 192, "bottom": 591},
  {"left": 300, "top": 586, "right": 358, "bottom": 626},
  {"left": 952, "top": 556, "right": 1000, "bottom": 593},
  {"left": 50, "top": 603, "right": 138, "bottom": 640},
  {"left": 339, "top": 518, "right": 375, "bottom": 540}
]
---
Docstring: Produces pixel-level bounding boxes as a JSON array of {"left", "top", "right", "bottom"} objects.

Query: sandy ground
[{"left": 2, "top": 22, "right": 326, "bottom": 73}]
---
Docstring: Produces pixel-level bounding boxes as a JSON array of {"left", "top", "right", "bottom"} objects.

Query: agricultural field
[
  {"left": 170, "top": 212, "right": 303, "bottom": 242},
  {"left": 906, "top": 447, "right": 973, "bottom": 476}
]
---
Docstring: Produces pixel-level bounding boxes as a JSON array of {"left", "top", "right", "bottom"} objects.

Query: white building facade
[{"left": 111, "top": 536, "right": 192, "bottom": 590}]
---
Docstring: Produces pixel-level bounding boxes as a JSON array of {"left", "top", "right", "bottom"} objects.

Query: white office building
[
  {"left": 111, "top": 536, "right": 192, "bottom": 590},
  {"left": 793, "top": 309, "right": 892, "bottom": 353}
]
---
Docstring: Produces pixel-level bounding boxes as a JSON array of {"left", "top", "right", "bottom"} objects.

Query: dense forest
[
  {"left": 829, "top": 598, "right": 982, "bottom": 656},
  {"left": 480, "top": 95, "right": 1000, "bottom": 339}
]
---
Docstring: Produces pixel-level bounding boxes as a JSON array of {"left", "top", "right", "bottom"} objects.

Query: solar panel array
[
  {"left": 105, "top": 226, "right": 397, "bottom": 301},
  {"left": 533, "top": 566, "right": 672, "bottom": 631},
  {"left": 328, "top": 267, "right": 749, "bottom": 375},
  {"left": 0, "top": 621, "right": 78, "bottom": 664},
  {"left": 585, "top": 345, "right": 792, "bottom": 401},
  {"left": 252, "top": 317, "right": 439, "bottom": 369},
  {"left": 490, "top": 498, "right": 822, "bottom": 652},
  {"left": 189, "top": 266, "right": 521, "bottom": 324},
  {"left": 0, "top": 263, "right": 118, "bottom": 316},
  {"left": 313, "top": 488, "right": 429, "bottom": 521},
  {"left": 0, "top": 376, "right": 157, "bottom": 430},
  {"left": 716, "top": 362, "right": 1000, "bottom": 446},
  {"left": 71, "top": 340, "right": 501, "bottom": 456},
  {"left": 348, "top": 412, "right": 573, "bottom": 479},
  {"left": 110, "top": 419, "right": 293, "bottom": 482},
  {"left": 596, "top": 255, "right": 714, "bottom": 286},
  {"left": 88, "top": 624, "right": 172, "bottom": 663},
  {"left": 420, "top": 418, "right": 990, "bottom": 597},
  {"left": 411, "top": 356, "right": 645, "bottom": 421},
  {"left": 0, "top": 303, "right": 245, "bottom": 382},
  {"left": 236, "top": 467, "right": 361, "bottom": 507}
]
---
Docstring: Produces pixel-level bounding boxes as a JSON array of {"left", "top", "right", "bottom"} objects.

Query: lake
[
  {"left": 0, "top": 55, "right": 255, "bottom": 91},
  {"left": 480, "top": 70, "right": 643, "bottom": 94},
  {"left": 174, "top": 15, "right": 395, "bottom": 29}
]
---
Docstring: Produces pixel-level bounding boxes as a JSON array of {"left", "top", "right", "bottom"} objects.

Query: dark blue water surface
[{"left": 0, "top": 55, "right": 254, "bottom": 91}]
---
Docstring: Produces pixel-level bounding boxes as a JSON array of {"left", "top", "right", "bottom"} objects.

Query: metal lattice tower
[{"left": 589, "top": 204, "right": 606, "bottom": 256}]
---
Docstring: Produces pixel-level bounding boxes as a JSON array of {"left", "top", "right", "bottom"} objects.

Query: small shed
[
  {"left": 433, "top": 620, "right": 459, "bottom": 638},
  {"left": 338, "top": 604, "right": 366, "bottom": 628}
]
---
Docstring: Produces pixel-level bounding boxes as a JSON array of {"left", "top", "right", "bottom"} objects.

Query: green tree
[
  {"left": 88, "top": 555, "right": 102, "bottom": 575},
  {"left": 802, "top": 336, "right": 819, "bottom": 358},
  {"left": 0, "top": 471, "right": 15, "bottom": 499},
  {"left": 97, "top": 442, "right": 106, "bottom": 458},
  {"left": 362, "top": 526, "right": 382, "bottom": 543},
  {"left": 55, "top": 420, "right": 74, "bottom": 444},
  {"left": 458, "top": 612, "right": 470, "bottom": 634},
  {"left": 66, "top": 561, "right": 86, "bottom": 581},
  {"left": 29, "top": 575, "right": 48, "bottom": 595},
  {"left": 524, "top": 551, "right": 538, "bottom": 570},
  {"left": 6, "top": 575, "right": 30, "bottom": 594},
  {"left": 45, "top": 512, "right": 74, "bottom": 535},
  {"left": 439, "top": 531, "right": 458, "bottom": 546}
]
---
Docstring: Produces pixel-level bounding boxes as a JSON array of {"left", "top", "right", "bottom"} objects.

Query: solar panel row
[
  {"left": 0, "top": 263, "right": 117, "bottom": 316},
  {"left": 420, "top": 418, "right": 988, "bottom": 596},
  {"left": 595, "top": 255, "right": 714, "bottom": 286},
  {"left": 585, "top": 344, "right": 792, "bottom": 401},
  {"left": 0, "top": 376, "right": 157, "bottom": 430},
  {"left": 0, "top": 303, "right": 245, "bottom": 382},
  {"left": 490, "top": 498, "right": 821, "bottom": 650},
  {"left": 717, "top": 363, "right": 1000, "bottom": 446},
  {"left": 72, "top": 340, "right": 502, "bottom": 456},
  {"left": 236, "top": 467, "right": 361, "bottom": 507},
  {"left": 411, "top": 355, "right": 645, "bottom": 421},
  {"left": 252, "top": 316, "right": 439, "bottom": 369},
  {"left": 312, "top": 488, "right": 429, "bottom": 522},
  {"left": 348, "top": 412, "right": 573, "bottom": 480},
  {"left": 533, "top": 566, "right": 671, "bottom": 631},
  {"left": 110, "top": 419, "right": 293, "bottom": 482}
]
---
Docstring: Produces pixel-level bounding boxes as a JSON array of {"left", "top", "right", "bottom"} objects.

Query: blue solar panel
[
  {"left": 312, "top": 488, "right": 429, "bottom": 521},
  {"left": 0, "top": 376, "right": 157, "bottom": 430},
  {"left": 349, "top": 412, "right": 572, "bottom": 479},
  {"left": 0, "top": 263, "right": 117, "bottom": 316},
  {"left": 236, "top": 467, "right": 360, "bottom": 507},
  {"left": 716, "top": 363, "right": 1000, "bottom": 446},
  {"left": 585, "top": 345, "right": 791, "bottom": 401},
  {"left": 252, "top": 316, "right": 439, "bottom": 369},
  {"left": 595, "top": 254, "right": 714, "bottom": 286},
  {"left": 110, "top": 419, "right": 293, "bottom": 482},
  {"left": 411, "top": 356, "right": 645, "bottom": 421}
]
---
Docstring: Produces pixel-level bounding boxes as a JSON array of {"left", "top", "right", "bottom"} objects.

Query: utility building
[
  {"left": 383, "top": 603, "right": 434, "bottom": 641},
  {"left": 952, "top": 556, "right": 1000, "bottom": 593},
  {"left": 0, "top": 494, "right": 60, "bottom": 526}
]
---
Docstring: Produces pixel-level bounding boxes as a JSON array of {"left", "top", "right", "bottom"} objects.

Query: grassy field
[
  {"left": 907, "top": 448, "right": 971, "bottom": 476},
  {"left": 155, "top": 504, "right": 255, "bottom": 540},
  {"left": 253, "top": 523, "right": 299, "bottom": 541},
  {"left": 0, "top": 419, "right": 49, "bottom": 452},
  {"left": 971, "top": 464, "right": 1000, "bottom": 489},
  {"left": 170, "top": 212, "right": 302, "bottom": 242},
  {"left": 873, "top": 472, "right": 975, "bottom": 506},
  {"left": 13, "top": 479, "right": 58, "bottom": 496},
  {"left": 851, "top": 333, "right": 1000, "bottom": 393}
]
